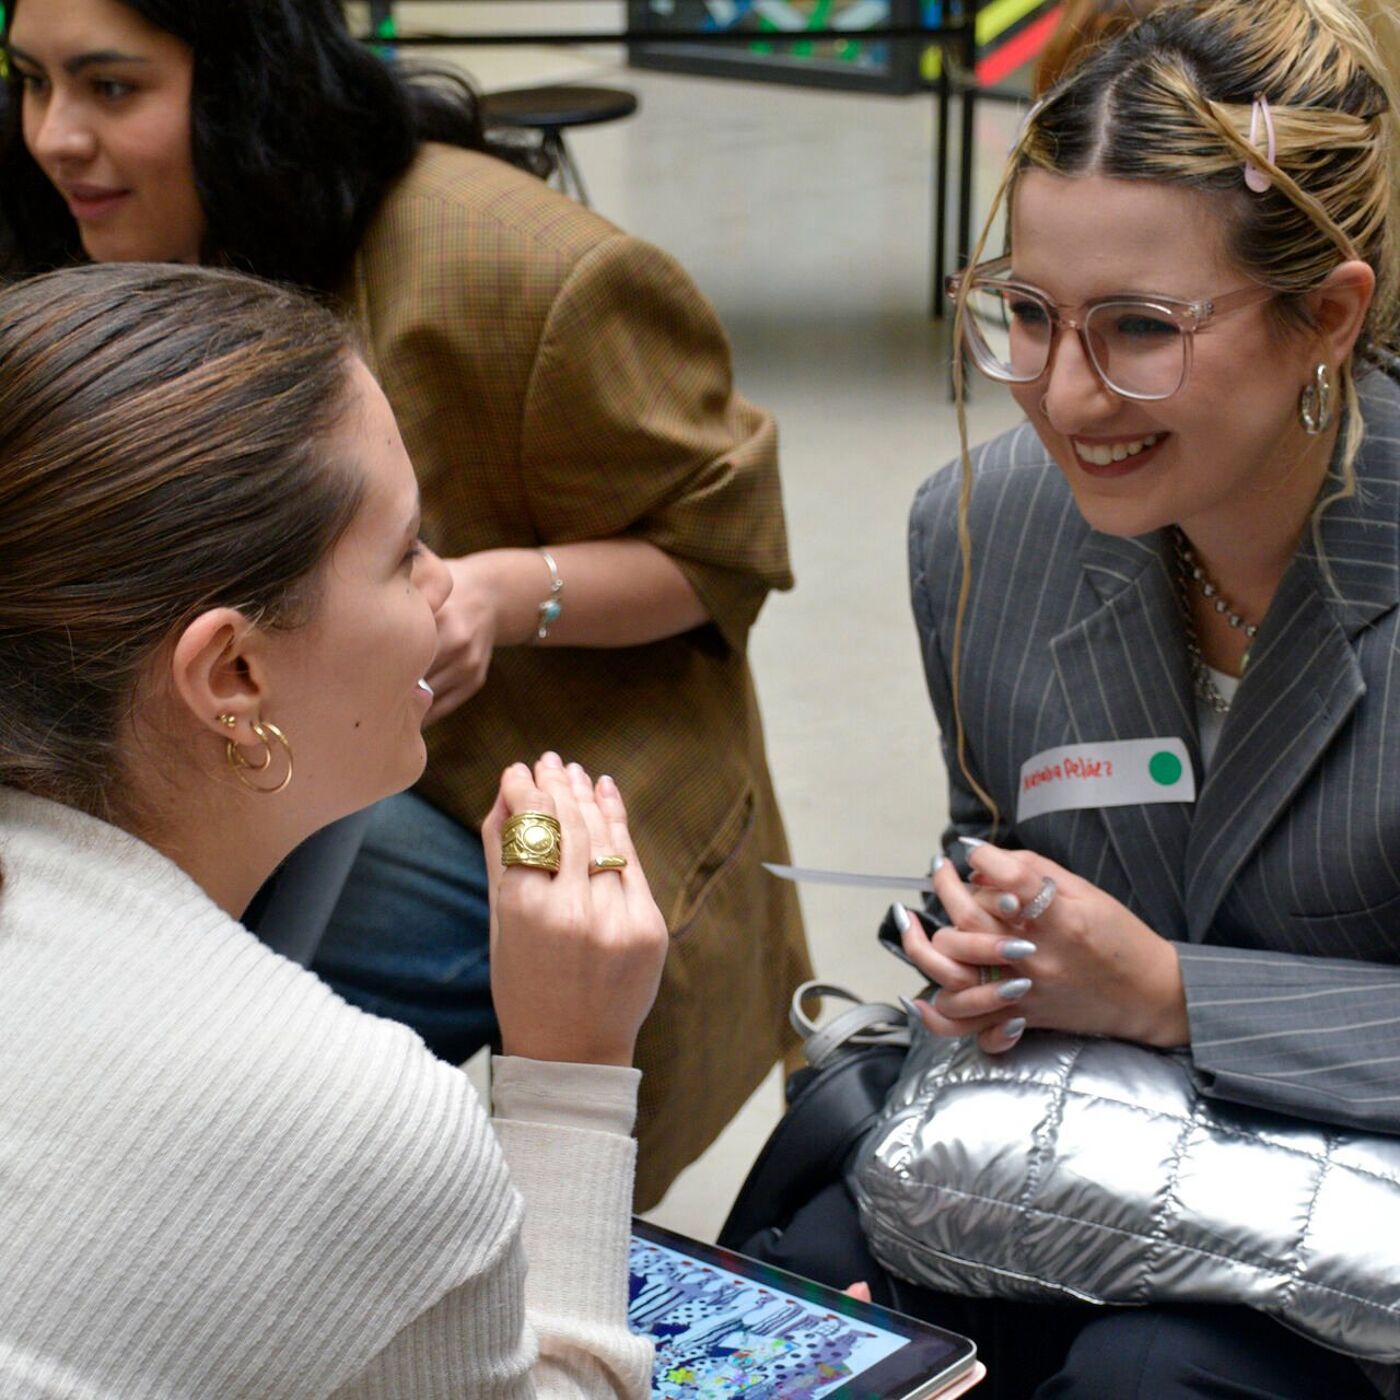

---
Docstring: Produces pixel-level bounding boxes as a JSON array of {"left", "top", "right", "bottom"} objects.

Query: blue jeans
[{"left": 311, "top": 792, "right": 498, "bottom": 1063}]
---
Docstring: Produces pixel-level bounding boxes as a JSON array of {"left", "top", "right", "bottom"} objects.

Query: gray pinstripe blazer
[{"left": 909, "top": 369, "right": 1400, "bottom": 1137}]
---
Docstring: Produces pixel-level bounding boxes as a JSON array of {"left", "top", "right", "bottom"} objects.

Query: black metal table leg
[
  {"left": 550, "top": 131, "right": 592, "bottom": 206},
  {"left": 957, "top": 0, "right": 977, "bottom": 275},
  {"left": 931, "top": 59, "right": 951, "bottom": 319}
]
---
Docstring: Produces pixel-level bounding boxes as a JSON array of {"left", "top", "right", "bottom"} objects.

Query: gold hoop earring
[
  {"left": 226, "top": 718, "right": 293, "bottom": 795},
  {"left": 1298, "top": 362, "right": 1334, "bottom": 436}
]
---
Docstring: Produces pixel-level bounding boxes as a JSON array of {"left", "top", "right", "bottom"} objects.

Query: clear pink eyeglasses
[{"left": 946, "top": 256, "right": 1277, "bottom": 401}]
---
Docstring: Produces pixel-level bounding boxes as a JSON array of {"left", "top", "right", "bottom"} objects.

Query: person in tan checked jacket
[{"left": 0, "top": 0, "right": 813, "bottom": 1208}]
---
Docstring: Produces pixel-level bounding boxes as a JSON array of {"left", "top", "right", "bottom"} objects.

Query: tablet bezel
[{"left": 631, "top": 1218, "right": 978, "bottom": 1399}]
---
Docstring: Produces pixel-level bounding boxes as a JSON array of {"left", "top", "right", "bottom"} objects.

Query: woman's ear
[
  {"left": 170, "top": 607, "right": 268, "bottom": 745},
  {"left": 1307, "top": 259, "right": 1376, "bottom": 364}
]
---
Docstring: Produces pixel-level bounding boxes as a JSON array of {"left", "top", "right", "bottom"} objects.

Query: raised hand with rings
[
  {"left": 482, "top": 752, "right": 668, "bottom": 1068},
  {"left": 898, "top": 839, "right": 1190, "bottom": 1055}
]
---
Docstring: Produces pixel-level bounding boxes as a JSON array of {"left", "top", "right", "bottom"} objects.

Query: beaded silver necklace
[{"left": 1173, "top": 529, "right": 1258, "bottom": 715}]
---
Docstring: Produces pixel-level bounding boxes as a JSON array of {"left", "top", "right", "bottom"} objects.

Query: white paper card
[
  {"left": 1017, "top": 738, "right": 1195, "bottom": 822},
  {"left": 762, "top": 862, "right": 936, "bottom": 893}
]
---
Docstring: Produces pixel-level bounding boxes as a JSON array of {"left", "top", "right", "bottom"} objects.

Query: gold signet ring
[
  {"left": 588, "top": 855, "right": 629, "bottom": 876},
  {"left": 501, "top": 811, "right": 563, "bottom": 873}
]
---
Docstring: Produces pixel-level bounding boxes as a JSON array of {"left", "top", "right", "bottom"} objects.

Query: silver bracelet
[{"left": 534, "top": 548, "right": 564, "bottom": 642}]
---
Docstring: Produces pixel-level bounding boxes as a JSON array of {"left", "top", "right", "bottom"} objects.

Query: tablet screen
[{"left": 630, "top": 1221, "right": 973, "bottom": 1399}]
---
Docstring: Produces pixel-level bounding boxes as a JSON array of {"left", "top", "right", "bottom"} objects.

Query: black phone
[
  {"left": 876, "top": 899, "right": 951, "bottom": 968},
  {"left": 630, "top": 1218, "right": 979, "bottom": 1399}
]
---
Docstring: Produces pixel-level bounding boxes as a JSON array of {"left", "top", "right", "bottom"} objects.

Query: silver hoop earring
[{"left": 1298, "top": 362, "right": 1334, "bottom": 436}]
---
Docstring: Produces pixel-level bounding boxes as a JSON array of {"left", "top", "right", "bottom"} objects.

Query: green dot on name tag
[{"left": 1149, "top": 751, "right": 1184, "bottom": 786}]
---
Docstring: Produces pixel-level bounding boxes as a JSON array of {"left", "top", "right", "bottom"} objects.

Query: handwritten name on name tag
[{"left": 1017, "top": 738, "right": 1195, "bottom": 823}]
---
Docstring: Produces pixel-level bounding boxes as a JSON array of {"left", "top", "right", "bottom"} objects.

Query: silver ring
[{"left": 1021, "top": 876, "right": 1057, "bottom": 922}]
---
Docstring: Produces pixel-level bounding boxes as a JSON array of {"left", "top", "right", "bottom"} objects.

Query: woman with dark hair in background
[
  {"left": 0, "top": 0, "right": 811, "bottom": 1209},
  {"left": 0, "top": 261, "right": 665, "bottom": 1396}
]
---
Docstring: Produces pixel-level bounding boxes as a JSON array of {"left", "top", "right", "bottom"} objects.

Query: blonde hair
[{"left": 948, "top": 0, "right": 1400, "bottom": 827}]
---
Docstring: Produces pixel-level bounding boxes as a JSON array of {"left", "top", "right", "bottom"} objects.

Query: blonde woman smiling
[{"left": 753, "top": 2, "right": 1400, "bottom": 1394}]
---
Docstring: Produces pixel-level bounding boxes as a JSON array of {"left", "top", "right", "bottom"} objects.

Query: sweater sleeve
[
  {"left": 492, "top": 1059, "right": 653, "bottom": 1398},
  {"left": 339, "top": 1059, "right": 650, "bottom": 1400}
]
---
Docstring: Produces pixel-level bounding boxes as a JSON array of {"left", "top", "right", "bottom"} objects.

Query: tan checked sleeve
[
  {"left": 518, "top": 234, "right": 793, "bottom": 652},
  {"left": 344, "top": 150, "right": 812, "bottom": 1205}
]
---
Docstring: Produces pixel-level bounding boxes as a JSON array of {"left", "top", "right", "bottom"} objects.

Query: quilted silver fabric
[{"left": 851, "top": 1029, "right": 1400, "bottom": 1361}]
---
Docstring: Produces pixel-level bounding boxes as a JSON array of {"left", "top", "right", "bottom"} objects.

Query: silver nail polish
[
  {"left": 958, "top": 836, "right": 987, "bottom": 848},
  {"left": 1003, "top": 1017, "right": 1027, "bottom": 1039},
  {"left": 930, "top": 855, "right": 946, "bottom": 874},
  {"left": 996, "top": 977, "right": 1033, "bottom": 1002},
  {"left": 898, "top": 995, "right": 923, "bottom": 1020},
  {"left": 891, "top": 902, "right": 911, "bottom": 933},
  {"left": 996, "top": 893, "right": 1020, "bottom": 917},
  {"left": 998, "top": 938, "right": 1038, "bottom": 960}
]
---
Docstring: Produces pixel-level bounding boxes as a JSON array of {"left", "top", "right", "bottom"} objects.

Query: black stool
[{"left": 480, "top": 85, "right": 639, "bottom": 207}]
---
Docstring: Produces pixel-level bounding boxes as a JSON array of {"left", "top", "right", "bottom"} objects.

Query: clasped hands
[{"left": 898, "top": 841, "right": 1190, "bottom": 1055}]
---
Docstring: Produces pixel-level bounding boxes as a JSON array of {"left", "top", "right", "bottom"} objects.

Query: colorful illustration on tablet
[{"left": 629, "top": 1237, "right": 909, "bottom": 1398}]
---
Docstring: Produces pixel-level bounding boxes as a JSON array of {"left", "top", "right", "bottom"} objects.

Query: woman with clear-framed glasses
[
  {"left": 747, "top": 0, "right": 1400, "bottom": 1395},
  {"left": 951, "top": 256, "right": 1280, "bottom": 405}
]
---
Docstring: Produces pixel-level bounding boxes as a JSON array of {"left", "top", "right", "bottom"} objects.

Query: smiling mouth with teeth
[{"left": 1074, "top": 433, "right": 1163, "bottom": 467}]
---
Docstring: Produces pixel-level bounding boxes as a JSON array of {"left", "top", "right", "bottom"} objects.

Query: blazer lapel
[
  {"left": 1185, "top": 386, "right": 1400, "bottom": 940},
  {"left": 1050, "top": 530, "right": 1195, "bottom": 941}
]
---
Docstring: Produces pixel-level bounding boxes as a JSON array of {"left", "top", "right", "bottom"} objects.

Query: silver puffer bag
[{"left": 850, "top": 1027, "right": 1400, "bottom": 1361}]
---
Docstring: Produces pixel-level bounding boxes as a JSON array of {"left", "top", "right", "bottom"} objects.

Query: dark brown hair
[
  {"left": 0, "top": 263, "right": 365, "bottom": 830},
  {"left": 0, "top": 0, "right": 529, "bottom": 290}
]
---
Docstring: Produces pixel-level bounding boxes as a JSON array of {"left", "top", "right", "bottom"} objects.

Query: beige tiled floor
[{"left": 406, "top": 15, "right": 1029, "bottom": 1238}]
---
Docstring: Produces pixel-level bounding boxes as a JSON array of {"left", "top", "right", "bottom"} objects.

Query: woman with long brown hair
[{"left": 0, "top": 262, "right": 666, "bottom": 1396}]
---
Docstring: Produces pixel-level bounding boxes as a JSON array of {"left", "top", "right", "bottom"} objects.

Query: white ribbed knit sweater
[{"left": 0, "top": 789, "right": 653, "bottom": 1399}]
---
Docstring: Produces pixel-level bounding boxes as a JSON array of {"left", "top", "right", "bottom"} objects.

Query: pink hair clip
[{"left": 1244, "top": 93, "right": 1276, "bottom": 193}]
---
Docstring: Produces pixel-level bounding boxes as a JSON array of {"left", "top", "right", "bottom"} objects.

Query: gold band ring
[
  {"left": 501, "top": 811, "right": 562, "bottom": 873},
  {"left": 588, "top": 855, "right": 628, "bottom": 876}
]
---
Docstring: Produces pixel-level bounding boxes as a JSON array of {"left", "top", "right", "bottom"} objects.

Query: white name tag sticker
[{"left": 1017, "top": 738, "right": 1195, "bottom": 823}]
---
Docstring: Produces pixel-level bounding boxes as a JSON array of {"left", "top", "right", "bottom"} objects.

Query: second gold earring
[{"left": 226, "top": 718, "right": 294, "bottom": 795}]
